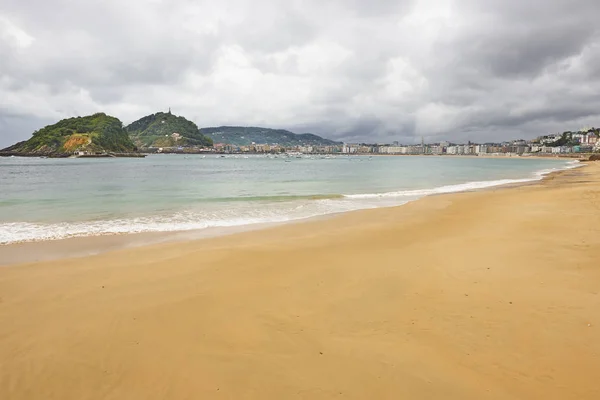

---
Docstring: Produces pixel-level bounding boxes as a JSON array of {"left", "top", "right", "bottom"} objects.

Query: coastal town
[
  {"left": 171, "top": 127, "right": 600, "bottom": 157},
  {"left": 2, "top": 112, "right": 599, "bottom": 158}
]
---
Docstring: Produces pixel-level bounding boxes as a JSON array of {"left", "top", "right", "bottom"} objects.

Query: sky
[{"left": 1, "top": 0, "right": 600, "bottom": 147}]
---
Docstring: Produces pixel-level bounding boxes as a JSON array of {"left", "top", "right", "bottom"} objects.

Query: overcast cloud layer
[{"left": 2, "top": 0, "right": 600, "bottom": 147}]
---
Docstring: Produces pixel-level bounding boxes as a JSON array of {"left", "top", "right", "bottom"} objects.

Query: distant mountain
[
  {"left": 1, "top": 113, "right": 136, "bottom": 156},
  {"left": 126, "top": 112, "right": 213, "bottom": 148},
  {"left": 200, "top": 126, "right": 340, "bottom": 146}
]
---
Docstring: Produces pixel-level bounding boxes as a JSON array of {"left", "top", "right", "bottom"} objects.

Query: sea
[{"left": 0, "top": 154, "right": 580, "bottom": 245}]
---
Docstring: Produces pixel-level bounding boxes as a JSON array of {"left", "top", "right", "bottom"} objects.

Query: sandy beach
[{"left": 1, "top": 163, "right": 599, "bottom": 399}]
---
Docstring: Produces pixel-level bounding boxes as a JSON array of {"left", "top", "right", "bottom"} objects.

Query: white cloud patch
[
  {"left": 0, "top": 16, "right": 34, "bottom": 49},
  {"left": 1, "top": 0, "right": 600, "bottom": 147}
]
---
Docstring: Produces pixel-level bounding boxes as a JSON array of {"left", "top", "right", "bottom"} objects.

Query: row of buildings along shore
[{"left": 207, "top": 129, "right": 600, "bottom": 156}]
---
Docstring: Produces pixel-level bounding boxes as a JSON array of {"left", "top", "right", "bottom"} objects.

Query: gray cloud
[{"left": 1, "top": 0, "right": 600, "bottom": 148}]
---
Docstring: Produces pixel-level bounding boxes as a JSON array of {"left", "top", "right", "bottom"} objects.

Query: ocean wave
[
  {"left": 0, "top": 216, "right": 294, "bottom": 244},
  {"left": 0, "top": 199, "right": 387, "bottom": 244},
  {"left": 0, "top": 160, "right": 580, "bottom": 244}
]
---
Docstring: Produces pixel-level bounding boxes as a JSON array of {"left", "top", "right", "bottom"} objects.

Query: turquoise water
[{"left": 0, "top": 155, "right": 577, "bottom": 244}]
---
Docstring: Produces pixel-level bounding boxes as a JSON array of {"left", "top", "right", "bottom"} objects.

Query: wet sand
[{"left": 1, "top": 164, "right": 599, "bottom": 399}]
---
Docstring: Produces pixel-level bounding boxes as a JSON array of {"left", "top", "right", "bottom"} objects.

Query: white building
[
  {"left": 342, "top": 144, "right": 359, "bottom": 154},
  {"left": 475, "top": 145, "right": 488, "bottom": 155},
  {"left": 431, "top": 145, "right": 444, "bottom": 155},
  {"left": 541, "top": 146, "right": 554, "bottom": 154},
  {"left": 552, "top": 146, "right": 571, "bottom": 154},
  {"left": 572, "top": 133, "right": 585, "bottom": 143},
  {"left": 581, "top": 133, "right": 598, "bottom": 145},
  {"left": 407, "top": 145, "right": 424, "bottom": 155},
  {"left": 540, "top": 135, "right": 562, "bottom": 144}
]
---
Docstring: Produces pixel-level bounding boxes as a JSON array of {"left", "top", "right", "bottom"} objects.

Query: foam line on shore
[{"left": 0, "top": 161, "right": 580, "bottom": 245}]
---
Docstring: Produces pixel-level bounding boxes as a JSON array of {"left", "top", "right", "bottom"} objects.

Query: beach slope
[{"left": 1, "top": 164, "right": 600, "bottom": 399}]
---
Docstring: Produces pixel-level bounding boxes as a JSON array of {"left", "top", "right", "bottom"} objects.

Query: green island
[
  {"left": 0, "top": 110, "right": 346, "bottom": 157},
  {"left": 1, "top": 113, "right": 138, "bottom": 157},
  {"left": 126, "top": 111, "right": 213, "bottom": 149}
]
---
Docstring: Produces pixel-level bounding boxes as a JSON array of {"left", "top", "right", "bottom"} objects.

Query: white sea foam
[
  {"left": 0, "top": 160, "right": 581, "bottom": 244},
  {"left": 0, "top": 199, "right": 397, "bottom": 244}
]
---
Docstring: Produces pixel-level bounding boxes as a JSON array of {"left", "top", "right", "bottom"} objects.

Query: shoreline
[
  {"left": 0, "top": 159, "right": 581, "bottom": 266},
  {"left": 0, "top": 160, "right": 581, "bottom": 266},
  {"left": 1, "top": 162, "right": 599, "bottom": 398}
]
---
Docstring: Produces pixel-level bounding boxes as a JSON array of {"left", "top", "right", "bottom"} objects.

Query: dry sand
[{"left": 1, "top": 164, "right": 600, "bottom": 399}]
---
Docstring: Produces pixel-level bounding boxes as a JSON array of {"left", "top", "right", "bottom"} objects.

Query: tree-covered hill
[
  {"left": 1, "top": 113, "right": 136, "bottom": 156},
  {"left": 125, "top": 112, "right": 213, "bottom": 148},
  {"left": 200, "top": 126, "right": 340, "bottom": 146}
]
